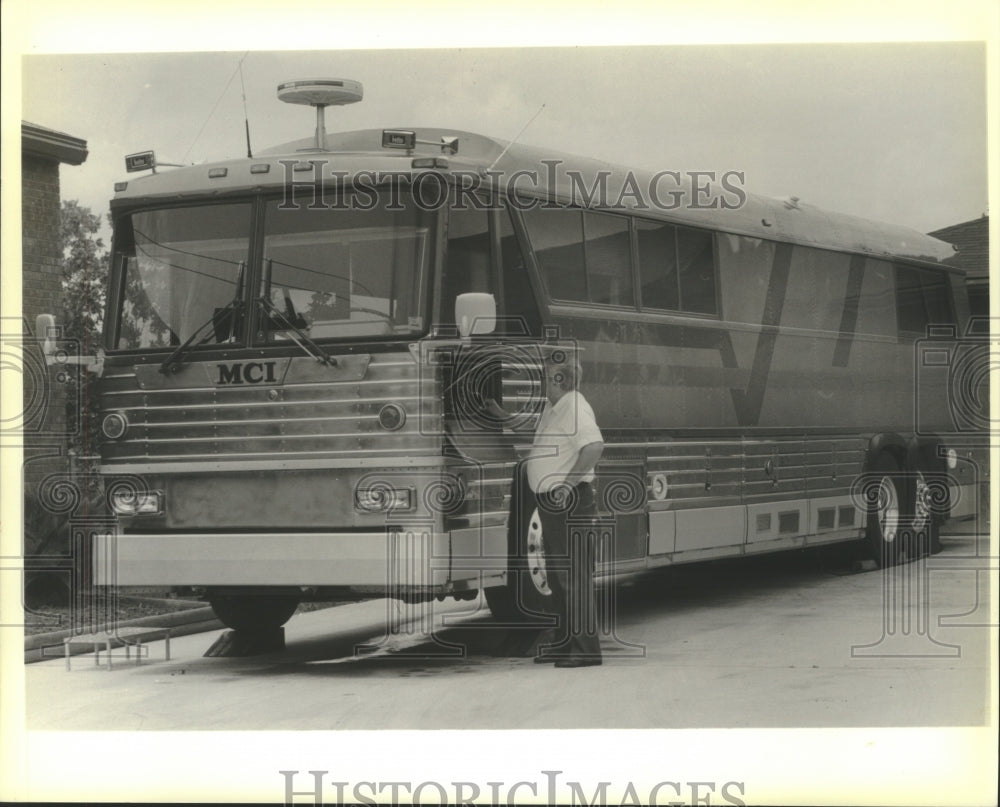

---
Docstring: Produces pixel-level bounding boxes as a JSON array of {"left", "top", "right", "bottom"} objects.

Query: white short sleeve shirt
[{"left": 526, "top": 390, "right": 604, "bottom": 494}]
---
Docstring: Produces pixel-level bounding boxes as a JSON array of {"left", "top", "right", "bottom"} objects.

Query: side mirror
[
  {"left": 35, "top": 313, "right": 57, "bottom": 358},
  {"left": 33, "top": 312, "right": 105, "bottom": 376},
  {"left": 455, "top": 293, "right": 496, "bottom": 337}
]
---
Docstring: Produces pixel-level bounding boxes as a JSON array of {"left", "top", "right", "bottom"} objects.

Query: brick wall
[
  {"left": 22, "top": 155, "right": 64, "bottom": 328},
  {"left": 21, "top": 153, "right": 71, "bottom": 500}
]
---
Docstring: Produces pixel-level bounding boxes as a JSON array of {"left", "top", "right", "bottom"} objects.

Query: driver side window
[{"left": 443, "top": 205, "right": 493, "bottom": 327}]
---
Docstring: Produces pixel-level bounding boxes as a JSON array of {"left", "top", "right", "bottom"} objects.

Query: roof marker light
[
  {"left": 124, "top": 150, "right": 184, "bottom": 173},
  {"left": 208, "top": 167, "right": 228, "bottom": 178},
  {"left": 114, "top": 181, "right": 128, "bottom": 192},
  {"left": 412, "top": 157, "right": 450, "bottom": 169},
  {"left": 383, "top": 130, "right": 459, "bottom": 155},
  {"left": 383, "top": 130, "right": 416, "bottom": 149},
  {"left": 250, "top": 163, "right": 271, "bottom": 174},
  {"left": 125, "top": 151, "right": 156, "bottom": 172}
]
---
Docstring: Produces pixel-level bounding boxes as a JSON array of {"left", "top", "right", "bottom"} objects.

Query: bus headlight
[
  {"left": 355, "top": 485, "right": 413, "bottom": 513},
  {"left": 111, "top": 490, "right": 163, "bottom": 516},
  {"left": 102, "top": 412, "right": 129, "bottom": 440},
  {"left": 945, "top": 448, "right": 958, "bottom": 470},
  {"left": 378, "top": 403, "right": 406, "bottom": 431}
]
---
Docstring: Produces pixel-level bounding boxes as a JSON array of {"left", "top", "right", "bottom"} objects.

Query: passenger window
[
  {"left": 636, "top": 220, "right": 717, "bottom": 315},
  {"left": 677, "top": 226, "right": 717, "bottom": 315},
  {"left": 522, "top": 206, "right": 634, "bottom": 308},
  {"left": 636, "top": 220, "right": 679, "bottom": 310},
  {"left": 895, "top": 265, "right": 954, "bottom": 335},
  {"left": 583, "top": 211, "right": 633, "bottom": 307},
  {"left": 523, "top": 207, "right": 587, "bottom": 303}
]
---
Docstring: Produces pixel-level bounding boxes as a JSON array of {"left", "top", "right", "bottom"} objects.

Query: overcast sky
[{"left": 20, "top": 43, "right": 987, "bottom": 242}]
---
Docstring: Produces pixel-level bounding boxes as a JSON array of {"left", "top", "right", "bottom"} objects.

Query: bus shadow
[
  {"left": 219, "top": 532, "right": 984, "bottom": 676},
  {"left": 250, "top": 547, "right": 844, "bottom": 673}
]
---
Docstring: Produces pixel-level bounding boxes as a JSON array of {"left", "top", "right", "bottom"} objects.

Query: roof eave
[{"left": 21, "top": 121, "right": 89, "bottom": 166}]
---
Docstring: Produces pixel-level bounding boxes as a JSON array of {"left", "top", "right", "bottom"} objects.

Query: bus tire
[
  {"left": 208, "top": 591, "right": 300, "bottom": 633},
  {"left": 909, "top": 469, "right": 943, "bottom": 557},
  {"left": 484, "top": 503, "right": 553, "bottom": 624},
  {"left": 865, "top": 453, "right": 903, "bottom": 567}
]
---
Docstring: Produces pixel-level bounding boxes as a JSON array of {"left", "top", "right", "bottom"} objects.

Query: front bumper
[{"left": 93, "top": 526, "right": 508, "bottom": 590}]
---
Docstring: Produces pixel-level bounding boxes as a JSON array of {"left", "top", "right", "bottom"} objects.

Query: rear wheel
[
  {"left": 208, "top": 592, "right": 300, "bottom": 632},
  {"left": 866, "top": 454, "right": 903, "bottom": 567},
  {"left": 909, "top": 469, "right": 943, "bottom": 557}
]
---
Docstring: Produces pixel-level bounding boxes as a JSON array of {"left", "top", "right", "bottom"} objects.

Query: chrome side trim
[{"left": 100, "top": 454, "right": 446, "bottom": 475}]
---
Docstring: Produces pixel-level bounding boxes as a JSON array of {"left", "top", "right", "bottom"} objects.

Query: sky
[{"left": 17, "top": 43, "right": 989, "bottom": 244}]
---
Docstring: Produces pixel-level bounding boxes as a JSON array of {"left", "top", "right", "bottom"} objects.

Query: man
[{"left": 492, "top": 350, "right": 604, "bottom": 668}]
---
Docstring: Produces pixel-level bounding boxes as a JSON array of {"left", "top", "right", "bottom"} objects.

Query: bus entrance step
[{"left": 203, "top": 627, "right": 285, "bottom": 657}]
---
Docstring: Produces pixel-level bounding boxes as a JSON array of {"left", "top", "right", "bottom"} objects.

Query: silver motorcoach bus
[{"left": 41, "top": 79, "right": 985, "bottom": 631}]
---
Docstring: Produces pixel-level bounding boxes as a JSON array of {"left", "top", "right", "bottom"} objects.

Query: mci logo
[{"left": 215, "top": 361, "right": 281, "bottom": 385}]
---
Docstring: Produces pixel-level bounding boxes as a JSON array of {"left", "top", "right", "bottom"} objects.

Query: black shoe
[{"left": 554, "top": 657, "right": 602, "bottom": 668}]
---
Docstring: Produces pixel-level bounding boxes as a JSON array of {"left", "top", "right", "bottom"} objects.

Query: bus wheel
[
  {"left": 865, "top": 454, "right": 902, "bottom": 567},
  {"left": 208, "top": 592, "right": 300, "bottom": 633},
  {"left": 909, "top": 470, "right": 942, "bottom": 557},
  {"left": 484, "top": 506, "right": 552, "bottom": 623}
]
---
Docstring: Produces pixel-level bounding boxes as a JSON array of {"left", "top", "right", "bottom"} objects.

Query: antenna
[
  {"left": 277, "top": 79, "right": 364, "bottom": 150},
  {"left": 183, "top": 53, "right": 250, "bottom": 164},
  {"left": 239, "top": 54, "right": 252, "bottom": 158},
  {"left": 487, "top": 103, "right": 546, "bottom": 173}
]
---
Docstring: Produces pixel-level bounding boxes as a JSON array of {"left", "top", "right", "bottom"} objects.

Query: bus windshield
[
  {"left": 261, "top": 197, "right": 431, "bottom": 342},
  {"left": 111, "top": 193, "right": 433, "bottom": 351},
  {"left": 113, "top": 201, "right": 252, "bottom": 350}
]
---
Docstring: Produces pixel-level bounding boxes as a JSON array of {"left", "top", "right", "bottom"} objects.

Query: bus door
[{"left": 441, "top": 197, "right": 544, "bottom": 444}]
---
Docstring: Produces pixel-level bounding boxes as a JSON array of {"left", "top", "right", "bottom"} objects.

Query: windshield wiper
[
  {"left": 159, "top": 262, "right": 245, "bottom": 374},
  {"left": 256, "top": 294, "right": 337, "bottom": 367}
]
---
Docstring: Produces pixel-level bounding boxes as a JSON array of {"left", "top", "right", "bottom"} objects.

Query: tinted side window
[
  {"left": 499, "top": 206, "right": 543, "bottom": 336},
  {"left": 636, "top": 220, "right": 717, "bottom": 315},
  {"left": 522, "top": 206, "right": 634, "bottom": 308},
  {"left": 583, "top": 211, "right": 632, "bottom": 306},
  {"left": 522, "top": 207, "right": 587, "bottom": 303},
  {"left": 677, "top": 226, "right": 717, "bottom": 315},
  {"left": 636, "top": 220, "right": 679, "bottom": 310},
  {"left": 895, "top": 265, "right": 954, "bottom": 335},
  {"left": 444, "top": 205, "right": 493, "bottom": 322}
]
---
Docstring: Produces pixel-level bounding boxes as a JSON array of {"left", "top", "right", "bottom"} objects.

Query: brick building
[
  {"left": 22, "top": 122, "right": 89, "bottom": 333},
  {"left": 20, "top": 122, "right": 89, "bottom": 548},
  {"left": 929, "top": 214, "right": 990, "bottom": 317}
]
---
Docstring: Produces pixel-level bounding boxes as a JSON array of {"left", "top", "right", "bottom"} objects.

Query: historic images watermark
[
  {"left": 279, "top": 769, "right": 748, "bottom": 806},
  {"left": 276, "top": 159, "right": 748, "bottom": 213}
]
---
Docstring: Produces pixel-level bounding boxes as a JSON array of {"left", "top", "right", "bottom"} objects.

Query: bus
[{"left": 41, "top": 78, "right": 986, "bottom": 632}]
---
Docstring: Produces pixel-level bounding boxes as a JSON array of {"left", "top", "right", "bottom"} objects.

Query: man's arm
[{"left": 565, "top": 441, "right": 604, "bottom": 484}]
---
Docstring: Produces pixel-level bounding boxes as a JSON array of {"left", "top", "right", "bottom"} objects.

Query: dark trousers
[{"left": 535, "top": 482, "right": 602, "bottom": 661}]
